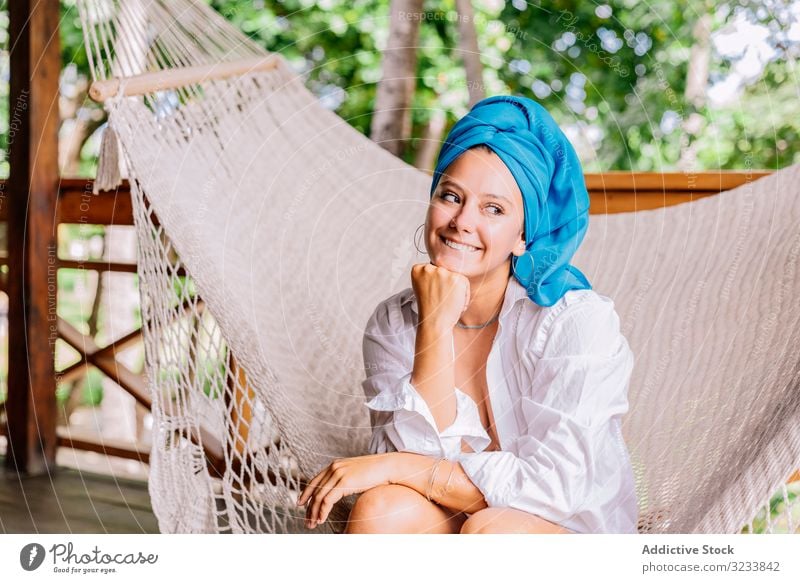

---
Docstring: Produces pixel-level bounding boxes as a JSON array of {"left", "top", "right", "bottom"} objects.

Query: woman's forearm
[
  {"left": 411, "top": 322, "right": 458, "bottom": 432},
  {"left": 389, "top": 452, "right": 488, "bottom": 514}
]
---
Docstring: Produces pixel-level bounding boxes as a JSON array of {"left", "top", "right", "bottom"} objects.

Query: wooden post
[{"left": 4, "top": 0, "right": 60, "bottom": 475}]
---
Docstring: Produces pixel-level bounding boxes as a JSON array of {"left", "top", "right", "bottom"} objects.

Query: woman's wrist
[
  {"left": 387, "top": 451, "right": 434, "bottom": 488},
  {"left": 416, "top": 319, "right": 453, "bottom": 343}
]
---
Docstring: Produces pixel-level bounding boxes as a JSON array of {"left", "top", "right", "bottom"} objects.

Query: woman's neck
[{"left": 460, "top": 265, "right": 510, "bottom": 327}]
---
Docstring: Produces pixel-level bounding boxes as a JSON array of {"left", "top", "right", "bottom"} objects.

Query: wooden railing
[
  {"left": 2, "top": 170, "right": 794, "bottom": 487},
  {"left": 0, "top": 171, "right": 773, "bottom": 227}
]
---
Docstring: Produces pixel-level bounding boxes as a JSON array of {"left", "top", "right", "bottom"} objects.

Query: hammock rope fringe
[
  {"left": 76, "top": 0, "right": 800, "bottom": 534},
  {"left": 93, "top": 77, "right": 132, "bottom": 194},
  {"left": 94, "top": 123, "right": 123, "bottom": 193}
]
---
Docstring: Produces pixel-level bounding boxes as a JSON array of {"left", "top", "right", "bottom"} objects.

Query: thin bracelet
[
  {"left": 443, "top": 463, "right": 456, "bottom": 495},
  {"left": 426, "top": 458, "right": 445, "bottom": 502}
]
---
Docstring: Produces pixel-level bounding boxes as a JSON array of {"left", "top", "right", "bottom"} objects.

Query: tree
[{"left": 370, "top": 0, "right": 424, "bottom": 157}]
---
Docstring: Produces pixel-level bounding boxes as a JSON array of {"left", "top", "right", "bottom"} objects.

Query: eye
[
  {"left": 438, "top": 190, "right": 504, "bottom": 216},
  {"left": 487, "top": 204, "right": 504, "bottom": 215}
]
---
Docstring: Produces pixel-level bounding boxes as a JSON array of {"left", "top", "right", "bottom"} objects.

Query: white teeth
[{"left": 443, "top": 237, "right": 479, "bottom": 252}]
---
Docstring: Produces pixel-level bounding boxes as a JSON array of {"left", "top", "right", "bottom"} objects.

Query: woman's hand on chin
[
  {"left": 411, "top": 262, "right": 470, "bottom": 331},
  {"left": 295, "top": 452, "right": 398, "bottom": 529}
]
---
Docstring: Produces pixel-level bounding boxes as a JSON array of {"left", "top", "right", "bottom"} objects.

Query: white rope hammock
[{"left": 76, "top": 0, "right": 800, "bottom": 534}]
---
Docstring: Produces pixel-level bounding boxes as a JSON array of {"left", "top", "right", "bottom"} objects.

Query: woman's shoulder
[
  {"left": 524, "top": 287, "right": 624, "bottom": 358},
  {"left": 364, "top": 287, "right": 415, "bottom": 337},
  {"left": 556, "top": 287, "right": 616, "bottom": 313}
]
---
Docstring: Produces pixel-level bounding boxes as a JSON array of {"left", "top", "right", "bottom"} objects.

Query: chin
[
  {"left": 432, "top": 256, "right": 462, "bottom": 271},
  {"left": 432, "top": 256, "right": 480, "bottom": 276}
]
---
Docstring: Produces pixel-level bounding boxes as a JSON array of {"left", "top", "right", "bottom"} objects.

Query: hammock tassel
[{"left": 93, "top": 123, "right": 123, "bottom": 194}]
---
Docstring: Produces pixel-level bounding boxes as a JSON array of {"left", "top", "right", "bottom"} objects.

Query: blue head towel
[{"left": 430, "top": 95, "right": 592, "bottom": 307}]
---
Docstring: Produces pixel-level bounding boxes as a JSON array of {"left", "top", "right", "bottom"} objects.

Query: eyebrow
[{"left": 439, "top": 179, "right": 513, "bottom": 205}]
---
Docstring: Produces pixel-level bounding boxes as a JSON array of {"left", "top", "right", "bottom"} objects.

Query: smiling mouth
[{"left": 440, "top": 235, "right": 481, "bottom": 252}]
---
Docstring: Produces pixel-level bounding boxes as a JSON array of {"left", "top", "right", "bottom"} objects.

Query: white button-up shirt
[{"left": 361, "top": 273, "right": 639, "bottom": 534}]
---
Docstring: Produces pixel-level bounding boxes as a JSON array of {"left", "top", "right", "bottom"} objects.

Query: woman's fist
[{"left": 410, "top": 263, "right": 470, "bottom": 331}]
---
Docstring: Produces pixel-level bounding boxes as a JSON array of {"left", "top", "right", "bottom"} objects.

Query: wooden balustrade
[{"left": 2, "top": 170, "right": 794, "bottom": 490}]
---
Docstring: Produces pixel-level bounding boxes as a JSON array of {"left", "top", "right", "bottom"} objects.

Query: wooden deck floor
[{"left": 0, "top": 456, "right": 159, "bottom": 534}]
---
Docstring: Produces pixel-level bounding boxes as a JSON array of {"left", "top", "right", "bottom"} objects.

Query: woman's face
[{"left": 425, "top": 147, "right": 527, "bottom": 280}]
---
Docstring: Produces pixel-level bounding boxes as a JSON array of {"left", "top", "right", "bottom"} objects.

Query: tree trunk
[
  {"left": 678, "top": 12, "right": 711, "bottom": 172},
  {"left": 59, "top": 115, "right": 105, "bottom": 177},
  {"left": 370, "top": 0, "right": 424, "bottom": 157},
  {"left": 685, "top": 13, "right": 711, "bottom": 109},
  {"left": 456, "top": 0, "right": 485, "bottom": 108},
  {"left": 413, "top": 107, "right": 447, "bottom": 173}
]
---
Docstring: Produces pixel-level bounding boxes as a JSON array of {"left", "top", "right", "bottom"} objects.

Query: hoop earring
[
  {"left": 512, "top": 252, "right": 535, "bottom": 282},
  {"left": 414, "top": 223, "right": 428, "bottom": 255}
]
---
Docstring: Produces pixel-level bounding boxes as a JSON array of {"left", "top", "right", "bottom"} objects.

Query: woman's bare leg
[
  {"left": 344, "top": 484, "right": 468, "bottom": 534},
  {"left": 460, "top": 507, "right": 575, "bottom": 534}
]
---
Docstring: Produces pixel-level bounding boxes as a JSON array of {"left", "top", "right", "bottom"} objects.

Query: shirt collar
[{"left": 402, "top": 273, "right": 530, "bottom": 323}]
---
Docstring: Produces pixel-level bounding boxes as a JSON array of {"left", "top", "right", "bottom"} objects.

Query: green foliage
[
  {"left": 82, "top": 368, "right": 105, "bottom": 406},
  {"left": 500, "top": 0, "right": 800, "bottom": 171},
  {"left": 55, "top": 381, "right": 72, "bottom": 405},
  {"left": 2, "top": 0, "right": 798, "bottom": 178},
  {"left": 172, "top": 275, "right": 198, "bottom": 304},
  {"left": 0, "top": 10, "right": 10, "bottom": 177},
  {"left": 199, "top": 358, "right": 228, "bottom": 399},
  {"left": 207, "top": 0, "right": 389, "bottom": 137},
  {"left": 741, "top": 482, "right": 800, "bottom": 533},
  {"left": 60, "top": 1, "right": 92, "bottom": 72},
  {"left": 155, "top": 357, "right": 226, "bottom": 400},
  {"left": 56, "top": 269, "right": 94, "bottom": 334},
  {"left": 56, "top": 368, "right": 104, "bottom": 407},
  {"left": 200, "top": 0, "right": 797, "bottom": 171}
]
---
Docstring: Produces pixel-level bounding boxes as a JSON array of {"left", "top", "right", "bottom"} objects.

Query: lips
[{"left": 440, "top": 235, "right": 481, "bottom": 252}]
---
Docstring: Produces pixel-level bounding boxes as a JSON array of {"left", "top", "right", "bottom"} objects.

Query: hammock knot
[{"left": 92, "top": 78, "right": 129, "bottom": 195}]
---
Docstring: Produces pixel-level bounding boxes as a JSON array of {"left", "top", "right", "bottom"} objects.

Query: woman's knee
[
  {"left": 345, "top": 484, "right": 421, "bottom": 533},
  {"left": 460, "top": 508, "right": 501, "bottom": 533},
  {"left": 460, "top": 507, "right": 572, "bottom": 534},
  {"left": 344, "top": 484, "right": 463, "bottom": 534}
]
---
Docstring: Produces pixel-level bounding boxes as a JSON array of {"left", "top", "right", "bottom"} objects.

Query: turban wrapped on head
[{"left": 430, "top": 94, "right": 592, "bottom": 308}]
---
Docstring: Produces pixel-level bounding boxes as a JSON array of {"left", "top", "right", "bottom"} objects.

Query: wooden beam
[
  {"left": 88, "top": 55, "right": 282, "bottom": 103},
  {"left": 56, "top": 427, "right": 150, "bottom": 465},
  {"left": 0, "top": 179, "right": 136, "bottom": 225},
  {"left": 584, "top": 170, "right": 771, "bottom": 192},
  {"left": 4, "top": 0, "right": 61, "bottom": 476},
  {"left": 0, "top": 171, "right": 777, "bottom": 228},
  {"left": 588, "top": 191, "right": 719, "bottom": 214},
  {"left": 57, "top": 296, "right": 200, "bottom": 384},
  {"left": 56, "top": 260, "right": 184, "bottom": 277},
  {"left": 54, "top": 305, "right": 229, "bottom": 475},
  {"left": 57, "top": 180, "right": 136, "bottom": 225},
  {"left": 57, "top": 318, "right": 151, "bottom": 409},
  {"left": 58, "top": 259, "right": 139, "bottom": 273}
]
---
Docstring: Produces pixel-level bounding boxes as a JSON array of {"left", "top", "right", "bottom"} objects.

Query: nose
[{"left": 450, "top": 199, "right": 480, "bottom": 232}]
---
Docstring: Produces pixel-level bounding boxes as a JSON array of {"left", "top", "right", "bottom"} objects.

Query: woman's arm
[
  {"left": 408, "top": 263, "right": 472, "bottom": 431},
  {"left": 363, "top": 263, "right": 491, "bottom": 459},
  {"left": 362, "top": 300, "right": 492, "bottom": 459},
  {"left": 389, "top": 451, "right": 489, "bottom": 514},
  {"left": 411, "top": 320, "right": 458, "bottom": 431},
  {"left": 298, "top": 450, "right": 489, "bottom": 528}
]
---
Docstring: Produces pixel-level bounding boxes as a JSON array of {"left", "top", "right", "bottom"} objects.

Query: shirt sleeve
[
  {"left": 455, "top": 296, "right": 639, "bottom": 534},
  {"left": 361, "top": 301, "right": 492, "bottom": 460}
]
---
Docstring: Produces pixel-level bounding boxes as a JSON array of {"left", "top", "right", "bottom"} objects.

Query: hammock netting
[{"left": 76, "top": 0, "right": 800, "bottom": 534}]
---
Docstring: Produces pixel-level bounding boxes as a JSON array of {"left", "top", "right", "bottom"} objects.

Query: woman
[{"left": 296, "top": 95, "right": 639, "bottom": 534}]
